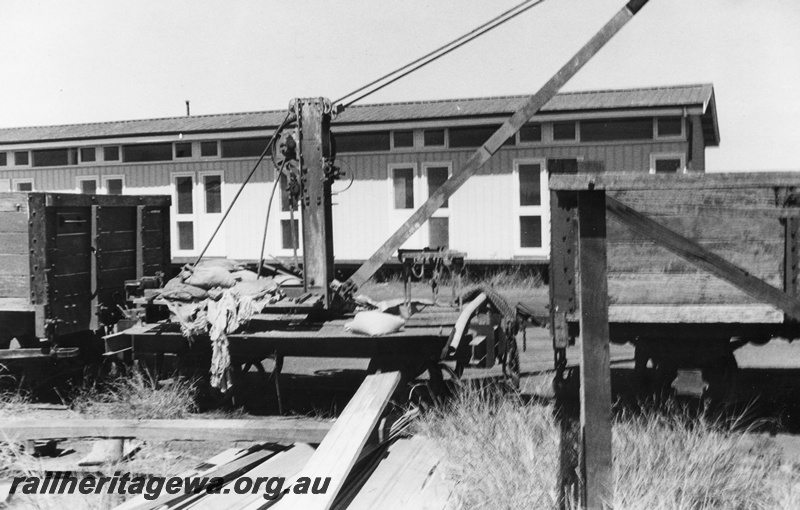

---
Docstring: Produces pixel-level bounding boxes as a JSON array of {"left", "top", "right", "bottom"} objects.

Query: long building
[{"left": 0, "top": 83, "right": 719, "bottom": 265}]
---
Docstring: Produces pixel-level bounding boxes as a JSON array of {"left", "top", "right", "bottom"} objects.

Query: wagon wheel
[
  {"left": 701, "top": 352, "right": 738, "bottom": 409},
  {"left": 633, "top": 347, "right": 678, "bottom": 404}
]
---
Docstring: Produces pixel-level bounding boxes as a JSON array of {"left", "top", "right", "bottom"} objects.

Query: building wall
[{"left": 0, "top": 122, "right": 692, "bottom": 263}]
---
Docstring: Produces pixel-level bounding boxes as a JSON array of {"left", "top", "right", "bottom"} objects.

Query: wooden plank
[
  {"left": 0, "top": 192, "right": 30, "bottom": 213},
  {"left": 551, "top": 171, "right": 800, "bottom": 191},
  {"left": 0, "top": 233, "right": 29, "bottom": 255},
  {"left": 136, "top": 205, "right": 144, "bottom": 280},
  {"left": 600, "top": 304, "right": 784, "bottom": 324},
  {"left": 607, "top": 214, "right": 782, "bottom": 243},
  {"left": 607, "top": 195, "right": 800, "bottom": 320},
  {"left": 53, "top": 253, "right": 92, "bottom": 276},
  {"left": 272, "top": 371, "right": 401, "bottom": 510},
  {"left": 55, "top": 232, "right": 92, "bottom": 254},
  {"left": 96, "top": 266, "right": 138, "bottom": 292},
  {"left": 96, "top": 231, "right": 137, "bottom": 252},
  {"left": 341, "top": 436, "right": 453, "bottom": 510},
  {"left": 607, "top": 240, "right": 783, "bottom": 276},
  {"left": 0, "top": 254, "right": 29, "bottom": 276},
  {"left": 610, "top": 188, "right": 787, "bottom": 217},
  {"left": 46, "top": 193, "right": 171, "bottom": 208},
  {"left": 0, "top": 275, "right": 29, "bottom": 298},
  {"left": 0, "top": 212, "right": 28, "bottom": 233},
  {"left": 577, "top": 190, "right": 613, "bottom": 509},
  {"left": 188, "top": 444, "right": 316, "bottom": 510},
  {"left": 112, "top": 446, "right": 255, "bottom": 510},
  {"left": 96, "top": 207, "right": 136, "bottom": 233},
  {"left": 0, "top": 418, "right": 333, "bottom": 443},
  {"left": 0, "top": 298, "right": 35, "bottom": 312},
  {"left": 55, "top": 209, "right": 92, "bottom": 235},
  {"left": 123, "top": 447, "right": 279, "bottom": 510},
  {"left": 608, "top": 274, "right": 784, "bottom": 305},
  {"left": 345, "top": 1, "right": 646, "bottom": 292},
  {"left": 550, "top": 190, "right": 578, "bottom": 350},
  {"left": 142, "top": 207, "right": 167, "bottom": 230},
  {"left": 98, "top": 250, "right": 137, "bottom": 272}
]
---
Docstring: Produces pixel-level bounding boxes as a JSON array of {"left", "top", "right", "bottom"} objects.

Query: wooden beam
[
  {"left": 577, "top": 190, "right": 614, "bottom": 510},
  {"left": 0, "top": 418, "right": 332, "bottom": 444},
  {"left": 550, "top": 171, "right": 800, "bottom": 191},
  {"left": 270, "top": 371, "right": 401, "bottom": 510},
  {"left": 344, "top": 0, "right": 649, "bottom": 292},
  {"left": 606, "top": 195, "right": 800, "bottom": 321}
]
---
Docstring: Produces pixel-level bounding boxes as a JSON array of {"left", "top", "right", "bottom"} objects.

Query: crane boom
[{"left": 335, "top": 0, "right": 649, "bottom": 296}]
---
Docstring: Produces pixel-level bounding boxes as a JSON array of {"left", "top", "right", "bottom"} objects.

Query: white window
[
  {"left": 171, "top": 171, "right": 226, "bottom": 256},
  {"left": 514, "top": 159, "right": 549, "bottom": 256},
  {"left": 102, "top": 175, "right": 125, "bottom": 195},
  {"left": 12, "top": 178, "right": 33, "bottom": 191},
  {"left": 650, "top": 153, "right": 686, "bottom": 174},
  {"left": 390, "top": 164, "right": 417, "bottom": 210},
  {"left": 77, "top": 176, "right": 99, "bottom": 194},
  {"left": 172, "top": 173, "right": 196, "bottom": 253},
  {"left": 423, "top": 162, "right": 452, "bottom": 250}
]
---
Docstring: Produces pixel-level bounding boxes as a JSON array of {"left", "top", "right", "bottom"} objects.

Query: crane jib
[{"left": 339, "top": 0, "right": 650, "bottom": 295}]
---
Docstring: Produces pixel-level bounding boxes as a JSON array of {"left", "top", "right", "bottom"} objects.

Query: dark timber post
[
  {"left": 576, "top": 190, "right": 613, "bottom": 509},
  {"left": 293, "top": 98, "right": 335, "bottom": 308}
]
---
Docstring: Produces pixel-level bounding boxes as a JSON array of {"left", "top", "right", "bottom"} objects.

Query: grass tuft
[
  {"left": 70, "top": 366, "right": 198, "bottom": 419},
  {"left": 416, "top": 385, "right": 800, "bottom": 510}
]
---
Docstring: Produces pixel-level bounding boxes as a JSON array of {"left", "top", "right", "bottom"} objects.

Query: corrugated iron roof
[{"left": 0, "top": 83, "right": 716, "bottom": 145}]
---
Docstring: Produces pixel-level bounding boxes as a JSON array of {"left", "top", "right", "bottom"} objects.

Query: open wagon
[
  {"left": 0, "top": 192, "right": 171, "bottom": 383},
  {"left": 548, "top": 172, "right": 800, "bottom": 402}
]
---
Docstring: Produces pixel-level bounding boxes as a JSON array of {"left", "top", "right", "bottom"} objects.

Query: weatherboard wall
[{"left": 0, "top": 138, "right": 689, "bottom": 263}]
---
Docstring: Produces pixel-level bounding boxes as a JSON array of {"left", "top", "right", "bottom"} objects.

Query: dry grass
[
  {"left": 415, "top": 386, "right": 800, "bottom": 510},
  {"left": 69, "top": 366, "right": 198, "bottom": 419}
]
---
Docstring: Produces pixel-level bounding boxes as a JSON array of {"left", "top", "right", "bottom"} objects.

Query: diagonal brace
[{"left": 606, "top": 195, "right": 800, "bottom": 321}]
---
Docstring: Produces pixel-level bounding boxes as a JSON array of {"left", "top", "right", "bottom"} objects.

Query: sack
[
  {"left": 232, "top": 269, "right": 259, "bottom": 282},
  {"left": 195, "top": 258, "right": 243, "bottom": 272},
  {"left": 230, "top": 278, "right": 279, "bottom": 299},
  {"left": 183, "top": 265, "right": 236, "bottom": 290},
  {"left": 159, "top": 277, "right": 209, "bottom": 301},
  {"left": 344, "top": 311, "right": 405, "bottom": 336}
]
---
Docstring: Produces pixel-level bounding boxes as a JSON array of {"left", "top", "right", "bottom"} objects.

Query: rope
[
  {"left": 335, "top": 0, "right": 549, "bottom": 109},
  {"left": 256, "top": 159, "right": 288, "bottom": 279},
  {"left": 192, "top": 113, "right": 292, "bottom": 267}
]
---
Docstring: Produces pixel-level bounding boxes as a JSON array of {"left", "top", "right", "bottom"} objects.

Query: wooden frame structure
[{"left": 549, "top": 171, "right": 800, "bottom": 508}]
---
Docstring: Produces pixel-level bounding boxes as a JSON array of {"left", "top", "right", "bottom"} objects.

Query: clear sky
[{"left": 2, "top": 0, "right": 798, "bottom": 171}]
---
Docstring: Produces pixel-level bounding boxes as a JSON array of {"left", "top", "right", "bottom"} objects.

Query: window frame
[
  {"left": 174, "top": 141, "right": 194, "bottom": 159},
  {"left": 518, "top": 123, "right": 543, "bottom": 144},
  {"left": 200, "top": 141, "right": 220, "bottom": 158},
  {"left": 171, "top": 172, "right": 197, "bottom": 255},
  {"left": 80, "top": 147, "right": 97, "bottom": 164},
  {"left": 388, "top": 162, "right": 419, "bottom": 211},
  {"left": 76, "top": 176, "right": 100, "bottom": 194},
  {"left": 103, "top": 146, "right": 121, "bottom": 162},
  {"left": 513, "top": 158, "right": 549, "bottom": 256},
  {"left": 102, "top": 174, "right": 125, "bottom": 195},
  {"left": 551, "top": 121, "right": 579, "bottom": 143},
  {"left": 654, "top": 117, "right": 685, "bottom": 140},
  {"left": 391, "top": 130, "right": 415, "bottom": 150},
  {"left": 649, "top": 152, "right": 687, "bottom": 174},
  {"left": 13, "top": 151, "right": 30, "bottom": 167},
  {"left": 422, "top": 162, "right": 452, "bottom": 216},
  {"left": 13, "top": 178, "right": 34, "bottom": 191},
  {"left": 198, "top": 170, "right": 224, "bottom": 215}
]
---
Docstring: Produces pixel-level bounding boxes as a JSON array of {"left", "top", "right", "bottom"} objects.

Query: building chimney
[{"left": 185, "top": 100, "right": 191, "bottom": 116}]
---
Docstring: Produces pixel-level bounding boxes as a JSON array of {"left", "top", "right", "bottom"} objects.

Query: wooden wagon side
[
  {"left": 547, "top": 171, "right": 800, "bottom": 506},
  {"left": 0, "top": 192, "right": 171, "bottom": 350}
]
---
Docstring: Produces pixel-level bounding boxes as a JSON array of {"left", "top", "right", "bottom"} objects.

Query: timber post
[{"left": 576, "top": 189, "right": 614, "bottom": 509}]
